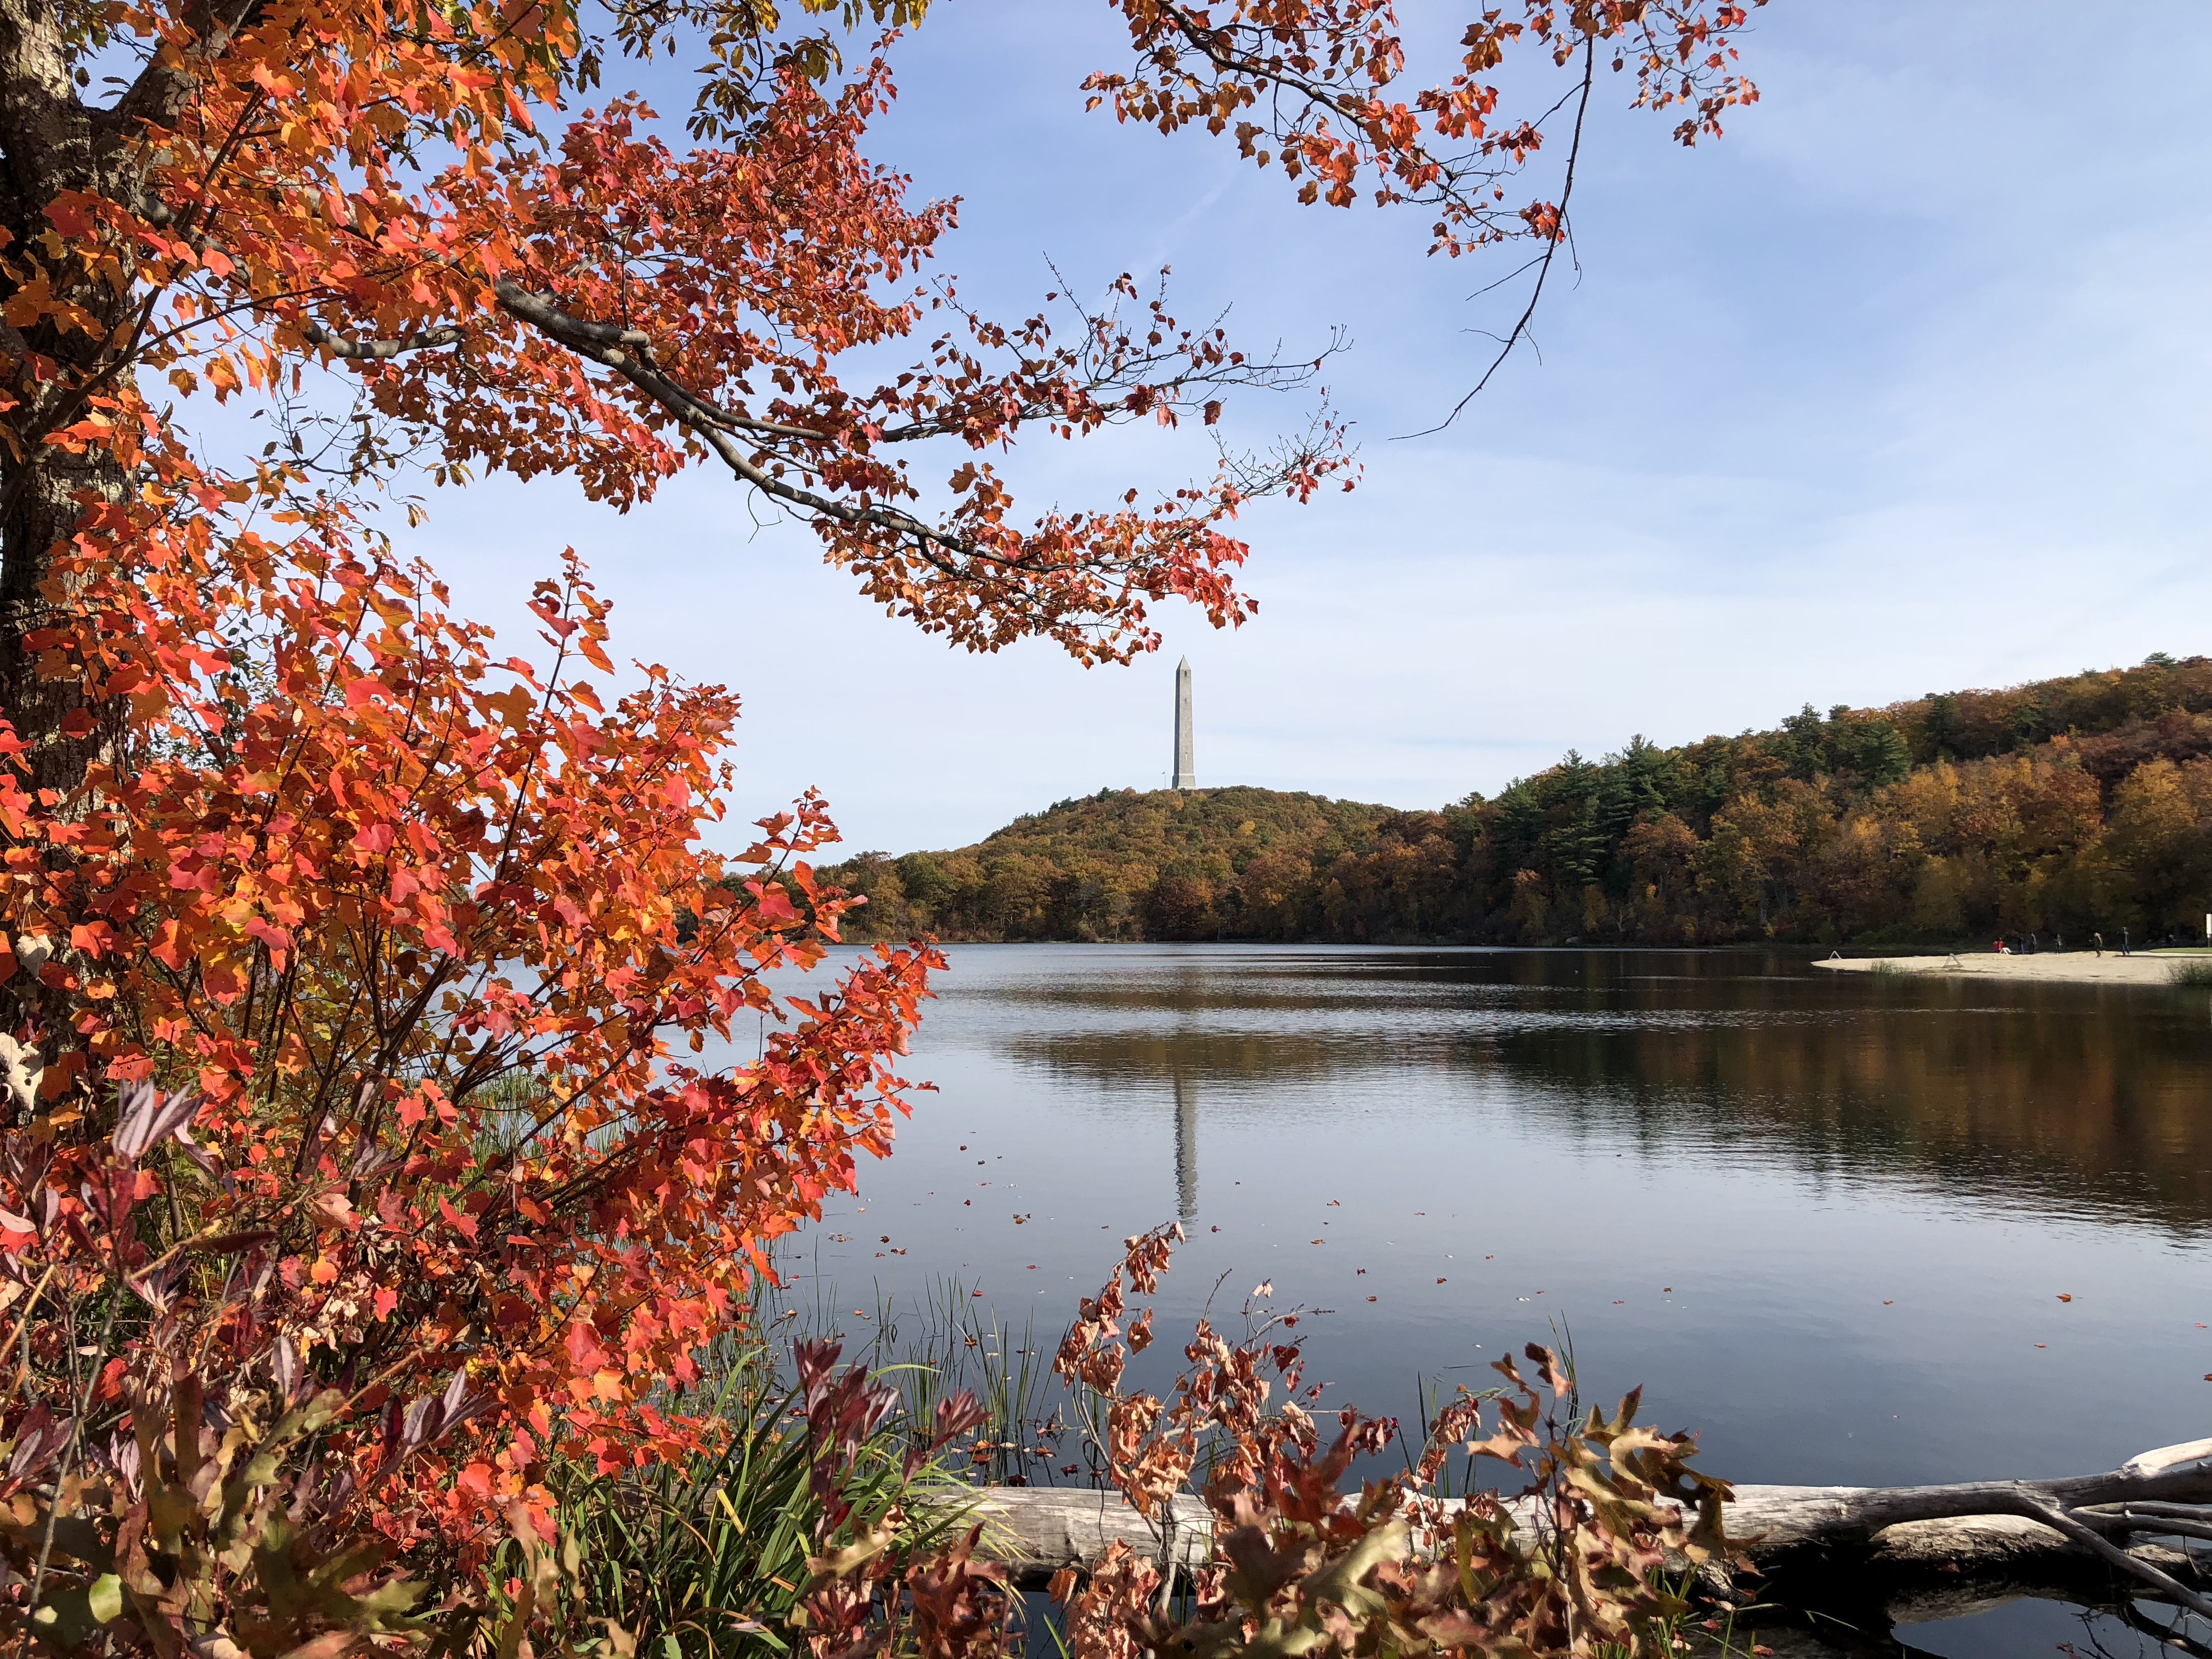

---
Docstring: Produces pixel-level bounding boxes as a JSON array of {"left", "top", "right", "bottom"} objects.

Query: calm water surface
[{"left": 788, "top": 946, "right": 2212, "bottom": 1655}]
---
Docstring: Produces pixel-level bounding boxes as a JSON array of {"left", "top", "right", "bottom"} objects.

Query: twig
[
  {"left": 1398, "top": 35, "right": 1596, "bottom": 440},
  {"left": 2005, "top": 1491, "right": 2212, "bottom": 1623}
]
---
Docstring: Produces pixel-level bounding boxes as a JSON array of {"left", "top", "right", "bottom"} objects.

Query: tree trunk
[{"left": 0, "top": 1, "right": 144, "bottom": 1052}]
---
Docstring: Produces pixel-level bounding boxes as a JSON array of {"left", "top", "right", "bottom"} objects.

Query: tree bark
[{"left": 0, "top": 1, "right": 146, "bottom": 1054}]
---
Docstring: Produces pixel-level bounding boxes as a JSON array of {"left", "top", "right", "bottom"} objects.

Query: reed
[
  {"left": 872, "top": 1276, "right": 1073, "bottom": 1486},
  {"left": 511, "top": 1330, "right": 977, "bottom": 1659}
]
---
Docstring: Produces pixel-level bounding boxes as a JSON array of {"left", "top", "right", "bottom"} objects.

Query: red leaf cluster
[{"left": 1, "top": 459, "right": 943, "bottom": 1541}]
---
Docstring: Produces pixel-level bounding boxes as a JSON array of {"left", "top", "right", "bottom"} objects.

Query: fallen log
[
  {"left": 961, "top": 1487, "right": 1216, "bottom": 1587},
  {"left": 961, "top": 1436, "right": 2212, "bottom": 1603},
  {"left": 1713, "top": 1435, "right": 2212, "bottom": 1555}
]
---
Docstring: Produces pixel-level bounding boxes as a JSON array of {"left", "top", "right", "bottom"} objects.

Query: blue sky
[{"left": 411, "top": 2, "right": 2212, "bottom": 855}]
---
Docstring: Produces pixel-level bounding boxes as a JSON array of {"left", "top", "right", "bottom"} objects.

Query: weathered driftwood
[
  {"left": 962, "top": 1488, "right": 1215, "bottom": 1588},
  {"left": 962, "top": 1437, "right": 2212, "bottom": 1602},
  {"left": 1711, "top": 1435, "right": 2212, "bottom": 1554}
]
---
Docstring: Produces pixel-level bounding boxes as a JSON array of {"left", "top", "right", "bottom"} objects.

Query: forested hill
[{"left": 821, "top": 654, "right": 2212, "bottom": 947}]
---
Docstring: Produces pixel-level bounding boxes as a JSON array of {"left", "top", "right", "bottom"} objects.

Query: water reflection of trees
[
  {"left": 1495, "top": 1001, "right": 2212, "bottom": 1232},
  {"left": 1000, "top": 1030, "right": 1383, "bottom": 1085},
  {"left": 973, "top": 955, "right": 2212, "bottom": 1234}
]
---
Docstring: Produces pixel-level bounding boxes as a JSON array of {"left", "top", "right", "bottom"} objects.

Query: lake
[{"left": 784, "top": 945, "right": 2212, "bottom": 1656}]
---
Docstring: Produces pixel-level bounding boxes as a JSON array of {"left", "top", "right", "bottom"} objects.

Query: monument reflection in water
[{"left": 1172, "top": 1070, "right": 1199, "bottom": 1221}]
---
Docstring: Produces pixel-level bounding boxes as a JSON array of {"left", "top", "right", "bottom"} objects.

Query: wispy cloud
[{"left": 411, "top": 1, "right": 2212, "bottom": 851}]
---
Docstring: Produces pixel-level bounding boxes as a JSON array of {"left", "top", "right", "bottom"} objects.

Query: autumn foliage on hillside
[{"left": 829, "top": 654, "right": 2212, "bottom": 947}]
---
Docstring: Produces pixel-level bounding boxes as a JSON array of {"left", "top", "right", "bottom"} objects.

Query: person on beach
[{"left": 2094, "top": 932, "right": 2105, "bottom": 957}]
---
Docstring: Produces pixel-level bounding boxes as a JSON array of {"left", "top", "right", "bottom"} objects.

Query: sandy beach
[{"left": 1810, "top": 952, "right": 2198, "bottom": 986}]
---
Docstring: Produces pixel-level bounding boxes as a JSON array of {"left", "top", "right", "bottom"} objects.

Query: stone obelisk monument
[{"left": 1171, "top": 657, "right": 1197, "bottom": 789}]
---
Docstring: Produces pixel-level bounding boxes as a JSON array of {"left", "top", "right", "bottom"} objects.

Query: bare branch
[
  {"left": 488, "top": 279, "right": 980, "bottom": 567},
  {"left": 1402, "top": 36, "right": 1595, "bottom": 439},
  {"left": 2006, "top": 1491, "right": 2212, "bottom": 1623},
  {"left": 302, "top": 321, "right": 466, "bottom": 361}
]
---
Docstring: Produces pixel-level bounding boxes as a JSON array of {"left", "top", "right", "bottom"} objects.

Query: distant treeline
[{"left": 819, "top": 655, "right": 2212, "bottom": 947}]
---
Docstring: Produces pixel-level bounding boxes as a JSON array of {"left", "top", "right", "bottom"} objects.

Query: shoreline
[{"left": 1812, "top": 952, "right": 2192, "bottom": 986}]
